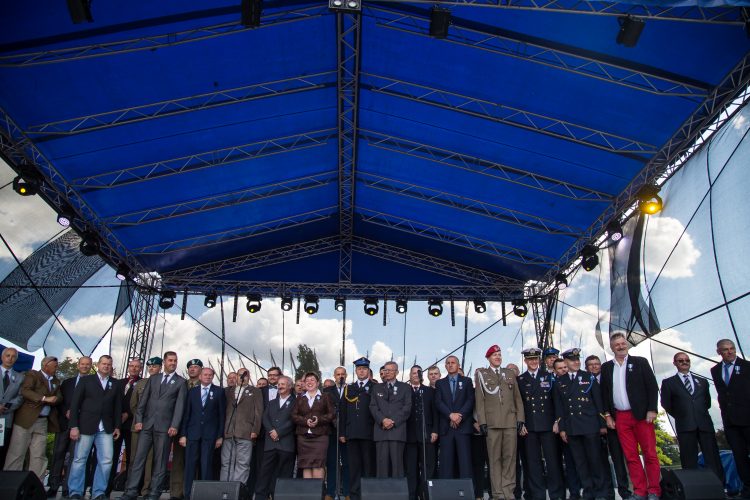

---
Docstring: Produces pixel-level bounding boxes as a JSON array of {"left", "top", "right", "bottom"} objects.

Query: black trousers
[
  {"left": 0, "top": 423, "right": 15, "bottom": 470},
  {"left": 524, "top": 431, "right": 564, "bottom": 500},
  {"left": 107, "top": 424, "right": 133, "bottom": 494},
  {"left": 601, "top": 429, "right": 631, "bottom": 499},
  {"left": 347, "top": 438, "right": 375, "bottom": 500},
  {"left": 246, "top": 434, "right": 264, "bottom": 493},
  {"left": 469, "top": 433, "right": 490, "bottom": 496},
  {"left": 561, "top": 439, "right": 581, "bottom": 498},
  {"left": 726, "top": 424, "right": 750, "bottom": 496},
  {"left": 677, "top": 429, "right": 724, "bottom": 483},
  {"left": 255, "top": 448, "right": 295, "bottom": 497},
  {"left": 49, "top": 430, "right": 73, "bottom": 492},
  {"left": 405, "top": 440, "right": 436, "bottom": 500},
  {"left": 567, "top": 433, "right": 606, "bottom": 500}
]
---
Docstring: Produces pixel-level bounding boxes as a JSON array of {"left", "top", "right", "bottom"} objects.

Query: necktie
[
  {"left": 201, "top": 387, "right": 208, "bottom": 406},
  {"left": 3, "top": 370, "right": 9, "bottom": 390},
  {"left": 359, "top": 382, "right": 364, "bottom": 389},
  {"left": 450, "top": 377, "right": 456, "bottom": 398},
  {"left": 683, "top": 375, "right": 693, "bottom": 395},
  {"left": 531, "top": 372, "right": 536, "bottom": 380},
  {"left": 495, "top": 368, "right": 500, "bottom": 376},
  {"left": 162, "top": 374, "right": 169, "bottom": 385},
  {"left": 724, "top": 363, "right": 731, "bottom": 385}
]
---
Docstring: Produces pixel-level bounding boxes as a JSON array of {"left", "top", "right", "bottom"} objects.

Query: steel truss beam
[
  {"left": 368, "top": 5, "right": 709, "bottom": 98},
  {"left": 71, "top": 129, "right": 336, "bottom": 189},
  {"left": 531, "top": 290, "right": 557, "bottom": 348},
  {"left": 358, "top": 208, "right": 556, "bottom": 266},
  {"left": 362, "top": 73, "right": 656, "bottom": 158},
  {"left": 358, "top": 171, "right": 582, "bottom": 235},
  {"left": 104, "top": 171, "right": 338, "bottom": 227},
  {"left": 124, "top": 286, "right": 157, "bottom": 376},
  {"left": 133, "top": 206, "right": 337, "bottom": 255},
  {"left": 26, "top": 72, "right": 336, "bottom": 138},
  {"left": 374, "top": 0, "right": 744, "bottom": 24},
  {"left": 359, "top": 129, "right": 614, "bottom": 202},
  {"left": 0, "top": 5, "right": 329, "bottom": 67},
  {"left": 337, "top": 13, "right": 362, "bottom": 284}
]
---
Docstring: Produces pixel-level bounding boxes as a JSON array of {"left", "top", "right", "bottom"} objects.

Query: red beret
[{"left": 485, "top": 344, "right": 501, "bottom": 358}]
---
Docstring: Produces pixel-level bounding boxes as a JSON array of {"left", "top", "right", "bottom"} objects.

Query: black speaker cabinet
[
  {"left": 0, "top": 471, "right": 45, "bottom": 500},
  {"left": 660, "top": 467, "right": 724, "bottom": 500},
  {"left": 428, "top": 478, "right": 475, "bottom": 499},
  {"left": 361, "top": 477, "right": 409, "bottom": 499},
  {"left": 190, "top": 480, "right": 249, "bottom": 500},
  {"left": 274, "top": 478, "right": 323, "bottom": 499}
]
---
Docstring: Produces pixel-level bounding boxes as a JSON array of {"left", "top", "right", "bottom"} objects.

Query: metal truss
[
  {"left": 104, "top": 171, "right": 338, "bottom": 227},
  {"left": 26, "top": 72, "right": 336, "bottom": 138},
  {"left": 362, "top": 73, "right": 656, "bottom": 159},
  {"left": 336, "top": 12, "right": 362, "bottom": 284},
  {"left": 358, "top": 208, "right": 556, "bottom": 266},
  {"left": 358, "top": 171, "right": 582, "bottom": 236},
  {"left": 71, "top": 129, "right": 336, "bottom": 190},
  {"left": 368, "top": 5, "right": 709, "bottom": 98},
  {"left": 123, "top": 286, "right": 157, "bottom": 375},
  {"left": 374, "top": 0, "right": 744, "bottom": 24},
  {"left": 0, "top": 5, "right": 329, "bottom": 67},
  {"left": 133, "top": 206, "right": 337, "bottom": 255},
  {"left": 531, "top": 289, "right": 557, "bottom": 348},
  {"left": 359, "top": 129, "right": 613, "bottom": 202}
]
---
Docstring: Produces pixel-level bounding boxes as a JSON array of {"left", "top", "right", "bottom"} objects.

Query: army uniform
[
  {"left": 341, "top": 357, "right": 376, "bottom": 500},
  {"left": 171, "top": 359, "right": 202, "bottom": 499},
  {"left": 475, "top": 345, "right": 524, "bottom": 500}
]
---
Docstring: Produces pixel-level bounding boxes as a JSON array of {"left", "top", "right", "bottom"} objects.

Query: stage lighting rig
[
  {"left": 204, "top": 292, "right": 217, "bottom": 308},
  {"left": 607, "top": 220, "right": 623, "bottom": 242},
  {"left": 115, "top": 263, "right": 130, "bottom": 281},
  {"left": 281, "top": 296, "right": 293, "bottom": 311},
  {"left": 473, "top": 300, "right": 486, "bottom": 314},
  {"left": 159, "top": 290, "right": 176, "bottom": 310},
  {"left": 512, "top": 299, "right": 528, "bottom": 318},
  {"left": 581, "top": 244, "right": 600, "bottom": 272},
  {"left": 334, "top": 298, "right": 346, "bottom": 313},
  {"left": 79, "top": 232, "right": 100, "bottom": 256},
  {"left": 616, "top": 16, "right": 645, "bottom": 47},
  {"left": 395, "top": 299, "right": 408, "bottom": 314},
  {"left": 329, "top": 0, "right": 361, "bottom": 13},
  {"left": 555, "top": 273, "right": 568, "bottom": 290},
  {"left": 428, "top": 299, "right": 443, "bottom": 317},
  {"left": 638, "top": 185, "right": 663, "bottom": 215},
  {"left": 364, "top": 298, "right": 379, "bottom": 316},
  {"left": 246, "top": 294, "right": 262, "bottom": 313},
  {"left": 304, "top": 295, "right": 319, "bottom": 315},
  {"left": 429, "top": 7, "right": 451, "bottom": 39},
  {"left": 12, "top": 175, "right": 39, "bottom": 196}
]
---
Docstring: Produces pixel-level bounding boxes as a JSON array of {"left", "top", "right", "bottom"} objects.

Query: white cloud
[{"left": 643, "top": 216, "right": 701, "bottom": 279}]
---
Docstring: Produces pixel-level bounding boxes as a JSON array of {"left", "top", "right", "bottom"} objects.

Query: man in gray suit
[
  {"left": 120, "top": 351, "right": 187, "bottom": 500},
  {"left": 369, "top": 361, "right": 412, "bottom": 478},
  {"left": 0, "top": 347, "right": 24, "bottom": 468}
]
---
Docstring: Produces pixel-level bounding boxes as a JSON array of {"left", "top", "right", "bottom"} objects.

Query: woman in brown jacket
[{"left": 291, "top": 371, "right": 335, "bottom": 479}]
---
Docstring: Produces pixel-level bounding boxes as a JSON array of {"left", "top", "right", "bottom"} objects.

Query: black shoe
[
  {"left": 67, "top": 495, "right": 82, "bottom": 500},
  {"left": 46, "top": 487, "right": 57, "bottom": 498}
]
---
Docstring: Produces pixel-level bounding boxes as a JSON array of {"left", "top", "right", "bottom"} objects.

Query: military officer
[
  {"left": 543, "top": 347, "right": 560, "bottom": 373},
  {"left": 547, "top": 349, "right": 581, "bottom": 499},
  {"left": 171, "top": 358, "right": 203, "bottom": 500},
  {"left": 553, "top": 349, "right": 607, "bottom": 500},
  {"left": 474, "top": 345, "right": 524, "bottom": 500},
  {"left": 518, "top": 347, "right": 565, "bottom": 500},
  {"left": 341, "top": 357, "right": 376, "bottom": 500}
]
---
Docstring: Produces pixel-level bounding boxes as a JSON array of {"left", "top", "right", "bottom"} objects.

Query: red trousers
[{"left": 615, "top": 410, "right": 661, "bottom": 497}]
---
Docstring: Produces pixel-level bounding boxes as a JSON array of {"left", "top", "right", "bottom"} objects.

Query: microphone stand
[
  {"left": 335, "top": 376, "right": 344, "bottom": 500},
  {"left": 225, "top": 374, "right": 244, "bottom": 482},
  {"left": 418, "top": 371, "right": 429, "bottom": 500}
]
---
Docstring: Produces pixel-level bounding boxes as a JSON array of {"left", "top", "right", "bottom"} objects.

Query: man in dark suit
[
  {"left": 255, "top": 375, "right": 296, "bottom": 499},
  {"left": 369, "top": 361, "right": 412, "bottom": 477},
  {"left": 179, "top": 367, "right": 226, "bottom": 499},
  {"left": 341, "top": 356, "right": 376, "bottom": 500},
  {"left": 600, "top": 333, "right": 660, "bottom": 500},
  {"left": 661, "top": 352, "right": 723, "bottom": 482},
  {"left": 323, "top": 366, "right": 350, "bottom": 499},
  {"left": 0, "top": 348, "right": 24, "bottom": 474},
  {"left": 67, "top": 355, "right": 122, "bottom": 500},
  {"left": 108, "top": 357, "right": 142, "bottom": 493},
  {"left": 249, "top": 366, "right": 281, "bottom": 494},
  {"left": 405, "top": 365, "right": 438, "bottom": 500},
  {"left": 121, "top": 350, "right": 188, "bottom": 500},
  {"left": 711, "top": 338, "right": 750, "bottom": 497},
  {"left": 435, "top": 355, "right": 475, "bottom": 479}
]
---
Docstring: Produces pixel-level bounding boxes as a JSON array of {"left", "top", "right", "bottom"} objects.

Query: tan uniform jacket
[
  {"left": 14, "top": 370, "right": 63, "bottom": 432},
  {"left": 474, "top": 367, "right": 524, "bottom": 429},
  {"left": 130, "top": 377, "right": 150, "bottom": 431},
  {"left": 224, "top": 385, "right": 263, "bottom": 439}
]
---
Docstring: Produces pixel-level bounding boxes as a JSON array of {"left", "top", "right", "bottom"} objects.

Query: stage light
[
  {"left": 281, "top": 296, "right": 293, "bottom": 311},
  {"left": 79, "top": 232, "right": 100, "bottom": 256},
  {"left": 364, "top": 298, "right": 379, "bottom": 316},
  {"left": 329, "top": 0, "right": 361, "bottom": 12},
  {"left": 555, "top": 273, "right": 568, "bottom": 290},
  {"left": 429, "top": 7, "right": 451, "bottom": 39},
  {"left": 428, "top": 299, "right": 443, "bottom": 317},
  {"left": 159, "top": 290, "right": 176, "bottom": 309},
  {"left": 204, "top": 292, "right": 217, "bottom": 308},
  {"left": 57, "top": 211, "right": 73, "bottom": 227},
  {"left": 638, "top": 185, "right": 663, "bottom": 215},
  {"left": 474, "top": 300, "right": 486, "bottom": 314},
  {"left": 581, "top": 244, "right": 600, "bottom": 272},
  {"left": 115, "top": 263, "right": 130, "bottom": 281},
  {"left": 334, "top": 298, "right": 346, "bottom": 313},
  {"left": 512, "top": 299, "right": 528, "bottom": 318},
  {"left": 304, "top": 295, "right": 319, "bottom": 315},
  {"left": 395, "top": 299, "right": 408, "bottom": 314},
  {"left": 607, "top": 220, "right": 623, "bottom": 242},
  {"left": 246, "top": 294, "right": 262, "bottom": 313},
  {"left": 616, "top": 16, "right": 644, "bottom": 47},
  {"left": 67, "top": 0, "right": 93, "bottom": 24},
  {"left": 241, "top": 0, "right": 262, "bottom": 28},
  {"left": 12, "top": 175, "right": 39, "bottom": 196}
]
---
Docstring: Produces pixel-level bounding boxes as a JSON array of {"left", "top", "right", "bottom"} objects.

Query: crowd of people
[{"left": 0, "top": 334, "right": 746, "bottom": 499}]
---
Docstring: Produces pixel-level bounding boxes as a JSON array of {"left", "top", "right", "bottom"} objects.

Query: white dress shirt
[
  {"left": 39, "top": 373, "right": 53, "bottom": 417},
  {"left": 98, "top": 375, "right": 110, "bottom": 432},
  {"left": 612, "top": 356, "right": 631, "bottom": 411}
]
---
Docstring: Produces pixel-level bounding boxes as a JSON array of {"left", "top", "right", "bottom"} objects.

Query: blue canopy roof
[{"left": 1, "top": 1, "right": 749, "bottom": 301}]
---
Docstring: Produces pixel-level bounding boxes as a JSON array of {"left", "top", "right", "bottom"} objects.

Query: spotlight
[
  {"left": 281, "top": 296, "right": 293, "bottom": 311},
  {"left": 428, "top": 299, "right": 443, "bottom": 317},
  {"left": 12, "top": 175, "right": 39, "bottom": 196},
  {"left": 555, "top": 273, "right": 568, "bottom": 290},
  {"left": 115, "top": 263, "right": 130, "bottom": 281},
  {"left": 638, "top": 185, "right": 663, "bottom": 215},
  {"left": 473, "top": 300, "right": 486, "bottom": 314},
  {"left": 304, "top": 295, "right": 319, "bottom": 315},
  {"left": 67, "top": 0, "right": 93, "bottom": 23},
  {"left": 240, "top": 0, "right": 262, "bottom": 28},
  {"left": 429, "top": 7, "right": 451, "bottom": 39},
  {"left": 581, "top": 244, "right": 600, "bottom": 272},
  {"left": 395, "top": 299, "right": 408, "bottom": 314},
  {"left": 204, "top": 292, "right": 217, "bottom": 308},
  {"left": 364, "top": 298, "right": 379, "bottom": 316},
  {"left": 329, "top": 0, "right": 361, "bottom": 12},
  {"left": 607, "top": 220, "right": 623, "bottom": 242},
  {"left": 246, "top": 294, "right": 262, "bottom": 313},
  {"left": 616, "top": 16, "right": 644, "bottom": 47},
  {"left": 159, "top": 290, "right": 176, "bottom": 309},
  {"left": 79, "top": 232, "right": 100, "bottom": 256},
  {"left": 512, "top": 299, "right": 528, "bottom": 318},
  {"left": 334, "top": 298, "right": 346, "bottom": 313}
]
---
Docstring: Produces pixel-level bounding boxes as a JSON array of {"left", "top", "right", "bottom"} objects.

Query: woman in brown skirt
[{"left": 291, "top": 371, "right": 335, "bottom": 479}]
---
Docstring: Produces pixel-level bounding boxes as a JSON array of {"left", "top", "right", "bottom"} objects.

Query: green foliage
[
  {"left": 56, "top": 357, "right": 79, "bottom": 380},
  {"left": 295, "top": 344, "right": 320, "bottom": 381}
]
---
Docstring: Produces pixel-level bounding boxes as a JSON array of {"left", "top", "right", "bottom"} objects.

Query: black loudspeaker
[
  {"left": 191, "top": 480, "right": 249, "bottom": 500},
  {"left": 361, "top": 477, "right": 409, "bottom": 499},
  {"left": 660, "top": 468, "right": 725, "bottom": 500},
  {"left": 428, "top": 478, "right": 475, "bottom": 499},
  {"left": 274, "top": 478, "right": 323, "bottom": 499},
  {"left": 0, "top": 471, "right": 45, "bottom": 500}
]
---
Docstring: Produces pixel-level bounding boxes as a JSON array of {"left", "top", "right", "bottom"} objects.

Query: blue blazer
[
  {"left": 180, "top": 383, "right": 226, "bottom": 441},
  {"left": 434, "top": 375, "right": 475, "bottom": 435}
]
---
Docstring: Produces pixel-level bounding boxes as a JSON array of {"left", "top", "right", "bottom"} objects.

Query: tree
[
  {"left": 56, "top": 357, "right": 79, "bottom": 380},
  {"left": 652, "top": 412, "right": 679, "bottom": 466},
  {"left": 295, "top": 344, "right": 320, "bottom": 381}
]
